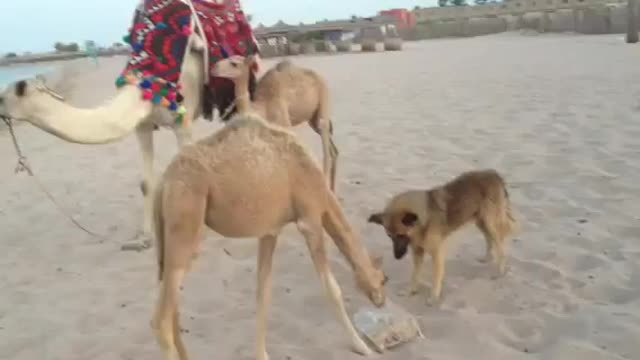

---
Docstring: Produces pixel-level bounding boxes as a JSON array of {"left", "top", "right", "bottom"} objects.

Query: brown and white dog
[{"left": 367, "top": 169, "right": 519, "bottom": 305}]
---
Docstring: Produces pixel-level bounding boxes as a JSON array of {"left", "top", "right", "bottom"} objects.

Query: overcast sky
[{"left": 1, "top": 0, "right": 434, "bottom": 53}]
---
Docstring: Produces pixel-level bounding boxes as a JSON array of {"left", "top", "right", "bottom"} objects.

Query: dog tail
[
  {"left": 153, "top": 181, "right": 165, "bottom": 282},
  {"left": 500, "top": 182, "right": 520, "bottom": 236}
]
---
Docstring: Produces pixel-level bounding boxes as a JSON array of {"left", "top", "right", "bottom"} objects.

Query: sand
[{"left": 1, "top": 33, "right": 639, "bottom": 360}]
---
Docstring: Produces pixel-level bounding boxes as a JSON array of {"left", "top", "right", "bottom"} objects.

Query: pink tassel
[{"left": 142, "top": 90, "right": 153, "bottom": 101}]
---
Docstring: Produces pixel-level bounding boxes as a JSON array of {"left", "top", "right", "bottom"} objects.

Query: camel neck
[{"left": 233, "top": 72, "right": 252, "bottom": 114}]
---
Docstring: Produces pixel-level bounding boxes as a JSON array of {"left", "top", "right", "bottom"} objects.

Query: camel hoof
[
  {"left": 351, "top": 337, "right": 373, "bottom": 356},
  {"left": 476, "top": 255, "right": 493, "bottom": 264},
  {"left": 257, "top": 350, "right": 270, "bottom": 360},
  {"left": 121, "top": 232, "right": 153, "bottom": 252}
]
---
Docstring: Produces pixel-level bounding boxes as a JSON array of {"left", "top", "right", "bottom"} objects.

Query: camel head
[
  {"left": 211, "top": 55, "right": 257, "bottom": 79},
  {"left": 0, "top": 76, "right": 65, "bottom": 121},
  {"left": 355, "top": 254, "right": 387, "bottom": 307}
]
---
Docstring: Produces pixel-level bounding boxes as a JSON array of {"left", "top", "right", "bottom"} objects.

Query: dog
[{"left": 367, "top": 169, "right": 519, "bottom": 305}]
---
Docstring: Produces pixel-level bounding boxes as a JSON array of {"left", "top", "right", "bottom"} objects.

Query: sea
[{"left": 0, "top": 64, "right": 55, "bottom": 88}]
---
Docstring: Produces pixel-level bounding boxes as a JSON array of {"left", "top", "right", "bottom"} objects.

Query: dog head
[{"left": 368, "top": 189, "right": 449, "bottom": 260}]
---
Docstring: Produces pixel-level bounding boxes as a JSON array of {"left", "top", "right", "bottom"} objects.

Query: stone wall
[{"left": 407, "top": 2, "right": 634, "bottom": 39}]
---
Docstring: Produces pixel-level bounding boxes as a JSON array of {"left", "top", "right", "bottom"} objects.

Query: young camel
[
  {"left": 212, "top": 55, "right": 339, "bottom": 192},
  {"left": 152, "top": 113, "right": 386, "bottom": 360}
]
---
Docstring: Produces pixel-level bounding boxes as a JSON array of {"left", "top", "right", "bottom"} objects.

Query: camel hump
[{"left": 275, "top": 59, "right": 293, "bottom": 71}]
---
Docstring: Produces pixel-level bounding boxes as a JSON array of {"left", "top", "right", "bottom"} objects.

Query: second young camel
[
  {"left": 212, "top": 55, "right": 340, "bottom": 191},
  {"left": 151, "top": 113, "right": 387, "bottom": 360}
]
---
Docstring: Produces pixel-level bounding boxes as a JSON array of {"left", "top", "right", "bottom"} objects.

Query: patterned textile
[{"left": 116, "top": 0, "right": 258, "bottom": 125}]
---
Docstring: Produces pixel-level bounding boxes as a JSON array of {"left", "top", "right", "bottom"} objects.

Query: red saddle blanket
[{"left": 116, "top": 0, "right": 258, "bottom": 125}]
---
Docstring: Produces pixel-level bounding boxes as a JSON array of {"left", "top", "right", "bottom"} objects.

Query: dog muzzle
[{"left": 392, "top": 235, "right": 410, "bottom": 259}]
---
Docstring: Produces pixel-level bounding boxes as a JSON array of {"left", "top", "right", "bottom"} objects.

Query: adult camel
[{"left": 0, "top": 2, "right": 258, "bottom": 249}]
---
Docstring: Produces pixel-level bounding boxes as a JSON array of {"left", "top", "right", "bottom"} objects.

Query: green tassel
[
  {"left": 115, "top": 76, "right": 126, "bottom": 87},
  {"left": 123, "top": 35, "right": 131, "bottom": 44},
  {"left": 175, "top": 115, "right": 183, "bottom": 125}
]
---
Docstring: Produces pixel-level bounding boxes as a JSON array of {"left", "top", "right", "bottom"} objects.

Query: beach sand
[{"left": 1, "top": 33, "right": 639, "bottom": 360}]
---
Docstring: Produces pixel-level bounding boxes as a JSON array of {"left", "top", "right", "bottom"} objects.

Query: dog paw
[
  {"left": 426, "top": 295, "right": 442, "bottom": 307},
  {"left": 491, "top": 265, "right": 510, "bottom": 280},
  {"left": 397, "top": 287, "right": 419, "bottom": 297}
]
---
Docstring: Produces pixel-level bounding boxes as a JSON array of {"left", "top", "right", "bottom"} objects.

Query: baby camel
[
  {"left": 152, "top": 113, "right": 386, "bottom": 360},
  {"left": 212, "top": 55, "right": 339, "bottom": 191}
]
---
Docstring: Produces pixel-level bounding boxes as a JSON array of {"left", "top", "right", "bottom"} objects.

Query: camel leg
[
  {"left": 152, "top": 184, "right": 206, "bottom": 360},
  {"left": 256, "top": 233, "right": 278, "bottom": 360},
  {"left": 297, "top": 220, "right": 372, "bottom": 356},
  {"left": 127, "top": 123, "right": 155, "bottom": 250},
  {"left": 153, "top": 267, "right": 186, "bottom": 360},
  {"left": 173, "top": 123, "right": 193, "bottom": 148}
]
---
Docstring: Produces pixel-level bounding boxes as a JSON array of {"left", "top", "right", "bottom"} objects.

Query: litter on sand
[{"left": 353, "top": 300, "right": 424, "bottom": 353}]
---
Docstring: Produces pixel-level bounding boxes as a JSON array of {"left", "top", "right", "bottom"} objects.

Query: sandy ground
[{"left": 1, "top": 33, "right": 639, "bottom": 360}]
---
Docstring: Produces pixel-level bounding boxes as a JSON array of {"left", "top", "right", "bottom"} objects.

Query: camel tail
[{"left": 153, "top": 181, "right": 166, "bottom": 282}]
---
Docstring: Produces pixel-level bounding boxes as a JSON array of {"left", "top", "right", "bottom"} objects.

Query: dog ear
[
  {"left": 401, "top": 212, "right": 418, "bottom": 227},
  {"left": 367, "top": 212, "right": 384, "bottom": 225},
  {"left": 428, "top": 188, "right": 449, "bottom": 213}
]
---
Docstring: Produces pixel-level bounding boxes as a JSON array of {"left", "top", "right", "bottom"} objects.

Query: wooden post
[{"left": 627, "top": 0, "right": 639, "bottom": 43}]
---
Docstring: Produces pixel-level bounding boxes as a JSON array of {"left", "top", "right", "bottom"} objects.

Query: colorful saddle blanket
[{"left": 116, "top": 0, "right": 258, "bottom": 125}]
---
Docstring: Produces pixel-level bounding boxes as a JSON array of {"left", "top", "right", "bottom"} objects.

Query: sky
[{"left": 0, "top": 0, "right": 435, "bottom": 54}]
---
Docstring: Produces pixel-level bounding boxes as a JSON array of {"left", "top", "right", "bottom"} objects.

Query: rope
[
  {"left": 184, "top": 0, "right": 210, "bottom": 85},
  {"left": 1, "top": 116, "right": 103, "bottom": 238}
]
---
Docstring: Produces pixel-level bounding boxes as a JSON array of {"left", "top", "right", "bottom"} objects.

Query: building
[
  {"left": 253, "top": 17, "right": 398, "bottom": 44},
  {"left": 378, "top": 8, "right": 417, "bottom": 29}
]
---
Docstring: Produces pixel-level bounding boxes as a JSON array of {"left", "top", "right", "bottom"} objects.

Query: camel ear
[
  {"left": 428, "top": 188, "right": 449, "bottom": 213},
  {"left": 245, "top": 55, "right": 256, "bottom": 65},
  {"left": 15, "top": 80, "right": 27, "bottom": 97},
  {"left": 368, "top": 212, "right": 384, "bottom": 225}
]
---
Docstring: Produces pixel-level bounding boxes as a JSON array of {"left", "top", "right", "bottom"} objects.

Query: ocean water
[{"left": 0, "top": 65, "right": 54, "bottom": 88}]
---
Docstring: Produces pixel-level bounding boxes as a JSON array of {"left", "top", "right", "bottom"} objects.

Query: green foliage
[{"left": 438, "top": 0, "right": 449, "bottom": 6}]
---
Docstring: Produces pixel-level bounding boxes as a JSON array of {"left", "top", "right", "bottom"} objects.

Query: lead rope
[
  {"left": 2, "top": 117, "right": 103, "bottom": 238},
  {"left": 184, "top": 0, "right": 210, "bottom": 85}
]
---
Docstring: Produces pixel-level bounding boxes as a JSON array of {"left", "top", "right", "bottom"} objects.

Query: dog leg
[
  {"left": 256, "top": 233, "right": 278, "bottom": 360},
  {"left": 427, "top": 246, "right": 445, "bottom": 306},
  {"left": 399, "top": 247, "right": 424, "bottom": 297},
  {"left": 479, "top": 219, "right": 509, "bottom": 278},
  {"left": 298, "top": 220, "right": 372, "bottom": 356},
  {"left": 476, "top": 220, "right": 496, "bottom": 264}
]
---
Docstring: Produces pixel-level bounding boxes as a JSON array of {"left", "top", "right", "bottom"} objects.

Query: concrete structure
[
  {"left": 253, "top": 17, "right": 399, "bottom": 45},
  {"left": 407, "top": 0, "right": 631, "bottom": 38}
]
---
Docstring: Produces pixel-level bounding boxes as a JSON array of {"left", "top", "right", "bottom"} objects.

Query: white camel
[{"left": 0, "top": 35, "right": 212, "bottom": 249}]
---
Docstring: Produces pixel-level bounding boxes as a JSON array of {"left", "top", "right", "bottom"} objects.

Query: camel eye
[{"left": 231, "top": 62, "right": 238, "bottom": 68}]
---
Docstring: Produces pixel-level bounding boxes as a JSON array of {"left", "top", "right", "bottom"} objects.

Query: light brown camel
[
  {"left": 212, "top": 55, "right": 339, "bottom": 192},
  {"left": 151, "top": 113, "right": 386, "bottom": 360}
]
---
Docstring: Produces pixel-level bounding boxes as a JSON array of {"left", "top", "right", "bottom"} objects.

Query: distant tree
[
  {"left": 4, "top": 52, "right": 17, "bottom": 58},
  {"left": 413, "top": 5, "right": 421, "bottom": 10},
  {"left": 112, "top": 42, "right": 124, "bottom": 48},
  {"left": 438, "top": 0, "right": 449, "bottom": 6},
  {"left": 475, "top": 0, "right": 488, "bottom": 4},
  {"left": 451, "top": 0, "right": 467, "bottom": 5},
  {"left": 627, "top": 0, "right": 639, "bottom": 43},
  {"left": 54, "top": 42, "right": 80, "bottom": 52}
]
